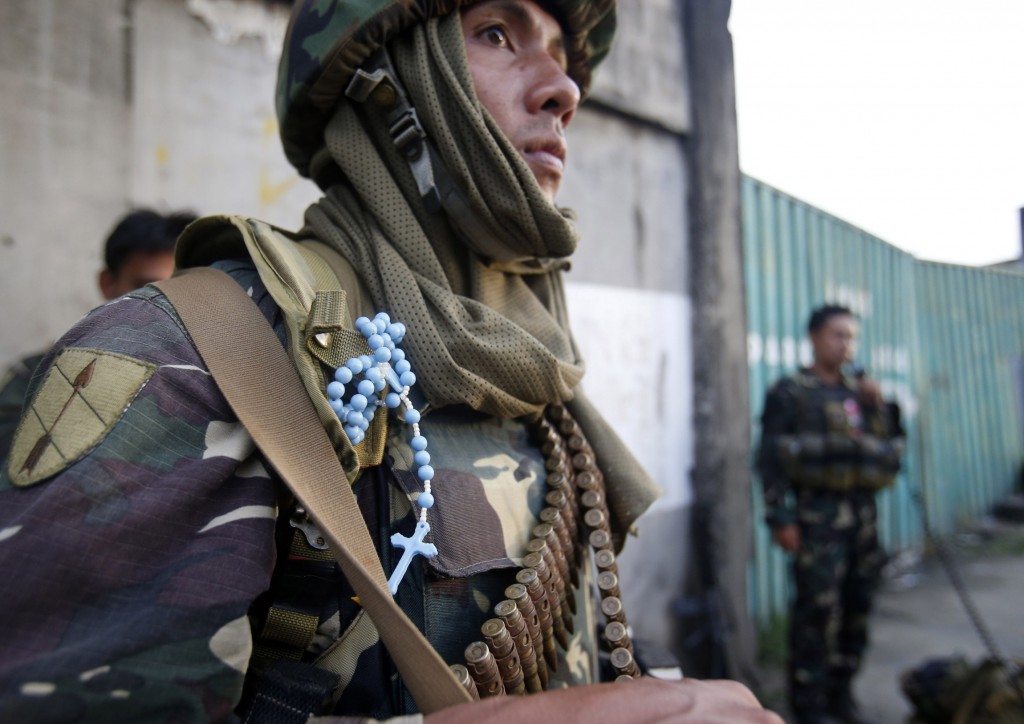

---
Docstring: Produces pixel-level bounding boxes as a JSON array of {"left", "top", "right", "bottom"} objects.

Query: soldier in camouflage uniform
[
  {"left": 0, "top": 209, "right": 194, "bottom": 462},
  {"left": 758, "top": 305, "right": 905, "bottom": 724},
  {"left": 0, "top": 1, "right": 781, "bottom": 722}
]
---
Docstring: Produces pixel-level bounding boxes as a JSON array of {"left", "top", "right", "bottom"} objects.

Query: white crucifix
[{"left": 388, "top": 520, "right": 437, "bottom": 595}]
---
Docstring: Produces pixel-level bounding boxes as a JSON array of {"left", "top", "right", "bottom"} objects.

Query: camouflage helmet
[{"left": 276, "top": 0, "right": 616, "bottom": 179}]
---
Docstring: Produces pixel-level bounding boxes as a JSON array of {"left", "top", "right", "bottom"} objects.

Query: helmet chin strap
[{"left": 344, "top": 48, "right": 531, "bottom": 263}]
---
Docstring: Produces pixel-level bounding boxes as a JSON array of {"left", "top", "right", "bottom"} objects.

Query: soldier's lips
[
  {"left": 522, "top": 136, "right": 566, "bottom": 174},
  {"left": 523, "top": 148, "right": 565, "bottom": 174}
]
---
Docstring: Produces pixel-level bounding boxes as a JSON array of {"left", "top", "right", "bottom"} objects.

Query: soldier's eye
[{"left": 482, "top": 25, "right": 509, "bottom": 48}]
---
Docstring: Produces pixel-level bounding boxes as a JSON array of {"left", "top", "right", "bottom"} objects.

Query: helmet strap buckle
[{"left": 345, "top": 50, "right": 440, "bottom": 211}]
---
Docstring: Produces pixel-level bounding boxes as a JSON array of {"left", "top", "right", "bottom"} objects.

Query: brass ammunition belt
[{"left": 452, "top": 404, "right": 639, "bottom": 699}]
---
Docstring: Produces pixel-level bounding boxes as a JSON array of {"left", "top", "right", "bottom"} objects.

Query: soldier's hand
[
  {"left": 425, "top": 677, "right": 783, "bottom": 723},
  {"left": 772, "top": 524, "right": 800, "bottom": 552}
]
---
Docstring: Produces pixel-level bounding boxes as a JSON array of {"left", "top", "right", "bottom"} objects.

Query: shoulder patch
[{"left": 8, "top": 348, "right": 157, "bottom": 487}]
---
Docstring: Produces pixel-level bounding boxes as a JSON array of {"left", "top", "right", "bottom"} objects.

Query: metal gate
[{"left": 743, "top": 175, "right": 1024, "bottom": 623}]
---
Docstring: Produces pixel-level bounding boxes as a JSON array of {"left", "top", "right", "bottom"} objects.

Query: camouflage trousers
[{"left": 788, "top": 488, "right": 885, "bottom": 714}]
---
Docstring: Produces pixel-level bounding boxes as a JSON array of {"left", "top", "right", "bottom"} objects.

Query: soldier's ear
[{"left": 99, "top": 269, "right": 116, "bottom": 300}]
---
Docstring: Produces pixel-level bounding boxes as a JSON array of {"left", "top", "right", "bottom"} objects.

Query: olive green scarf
[{"left": 303, "top": 13, "right": 658, "bottom": 537}]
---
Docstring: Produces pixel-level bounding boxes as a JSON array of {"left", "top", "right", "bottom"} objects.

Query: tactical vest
[
  {"left": 775, "top": 372, "right": 904, "bottom": 492},
  {"left": 174, "top": 217, "right": 606, "bottom": 719}
]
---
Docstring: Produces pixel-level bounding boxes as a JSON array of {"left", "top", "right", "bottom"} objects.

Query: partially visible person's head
[
  {"left": 807, "top": 304, "right": 858, "bottom": 370},
  {"left": 99, "top": 209, "right": 196, "bottom": 300}
]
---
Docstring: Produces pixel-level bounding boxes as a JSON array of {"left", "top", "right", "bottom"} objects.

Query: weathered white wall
[
  {"left": 560, "top": 0, "right": 694, "bottom": 650},
  {"left": 590, "top": 0, "right": 690, "bottom": 133},
  {"left": 0, "top": 0, "right": 319, "bottom": 368},
  {"left": 131, "top": 0, "right": 319, "bottom": 222},
  {"left": 0, "top": 0, "right": 697, "bottom": 659},
  {"left": 0, "top": 0, "right": 132, "bottom": 357}
]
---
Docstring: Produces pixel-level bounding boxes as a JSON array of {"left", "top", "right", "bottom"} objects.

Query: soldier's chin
[
  {"left": 521, "top": 160, "right": 561, "bottom": 202},
  {"left": 533, "top": 172, "right": 560, "bottom": 204}
]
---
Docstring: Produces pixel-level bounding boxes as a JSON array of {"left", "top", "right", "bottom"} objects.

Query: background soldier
[
  {"left": 757, "top": 304, "right": 905, "bottom": 724},
  {"left": 0, "top": 2, "right": 780, "bottom": 721},
  {"left": 0, "top": 208, "right": 195, "bottom": 460}
]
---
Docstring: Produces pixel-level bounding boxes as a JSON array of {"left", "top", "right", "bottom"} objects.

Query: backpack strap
[
  {"left": 153, "top": 267, "right": 472, "bottom": 714},
  {"left": 176, "top": 215, "right": 388, "bottom": 478}
]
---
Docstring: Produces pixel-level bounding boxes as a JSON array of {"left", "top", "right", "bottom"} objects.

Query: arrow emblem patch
[{"left": 8, "top": 348, "right": 157, "bottom": 487}]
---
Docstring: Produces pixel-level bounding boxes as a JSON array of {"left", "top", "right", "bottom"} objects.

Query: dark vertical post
[{"left": 682, "top": 0, "right": 759, "bottom": 686}]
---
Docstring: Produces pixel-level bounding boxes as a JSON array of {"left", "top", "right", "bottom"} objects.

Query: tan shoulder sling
[{"left": 154, "top": 267, "right": 472, "bottom": 714}]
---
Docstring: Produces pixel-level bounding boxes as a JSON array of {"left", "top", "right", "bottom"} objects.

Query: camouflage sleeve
[
  {"left": 0, "top": 351, "right": 47, "bottom": 461},
  {"left": 756, "top": 379, "right": 797, "bottom": 528},
  {"left": 0, "top": 261, "right": 281, "bottom": 722}
]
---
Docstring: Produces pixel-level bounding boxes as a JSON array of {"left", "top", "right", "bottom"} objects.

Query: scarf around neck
[{"left": 302, "top": 12, "right": 659, "bottom": 535}]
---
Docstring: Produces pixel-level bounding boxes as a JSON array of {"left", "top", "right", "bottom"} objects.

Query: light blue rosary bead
[
  {"left": 386, "top": 392, "right": 401, "bottom": 408},
  {"left": 350, "top": 394, "right": 368, "bottom": 411},
  {"left": 395, "top": 359, "right": 412, "bottom": 375},
  {"left": 329, "top": 398, "right": 344, "bottom": 414},
  {"left": 335, "top": 366, "right": 353, "bottom": 384},
  {"left": 374, "top": 347, "right": 392, "bottom": 363},
  {"left": 357, "top": 379, "right": 375, "bottom": 397},
  {"left": 387, "top": 323, "right": 406, "bottom": 343},
  {"left": 373, "top": 376, "right": 387, "bottom": 392},
  {"left": 392, "top": 348, "right": 406, "bottom": 362},
  {"left": 373, "top": 318, "right": 387, "bottom": 334},
  {"left": 345, "top": 358, "right": 364, "bottom": 374},
  {"left": 417, "top": 492, "right": 434, "bottom": 509},
  {"left": 367, "top": 334, "right": 383, "bottom": 350},
  {"left": 359, "top": 355, "right": 375, "bottom": 369},
  {"left": 411, "top": 435, "right": 428, "bottom": 451},
  {"left": 347, "top": 410, "right": 366, "bottom": 427},
  {"left": 375, "top": 312, "right": 391, "bottom": 324},
  {"left": 326, "top": 381, "right": 345, "bottom": 400},
  {"left": 399, "top": 371, "right": 416, "bottom": 387},
  {"left": 355, "top": 316, "right": 371, "bottom": 329},
  {"left": 404, "top": 409, "right": 420, "bottom": 424},
  {"left": 361, "top": 319, "right": 379, "bottom": 334},
  {"left": 366, "top": 368, "right": 383, "bottom": 383},
  {"left": 414, "top": 450, "right": 430, "bottom": 466},
  {"left": 417, "top": 465, "right": 434, "bottom": 481}
]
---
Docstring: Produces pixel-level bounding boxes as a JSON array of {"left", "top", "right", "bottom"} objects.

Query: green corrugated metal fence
[{"left": 743, "top": 175, "right": 1024, "bottom": 625}]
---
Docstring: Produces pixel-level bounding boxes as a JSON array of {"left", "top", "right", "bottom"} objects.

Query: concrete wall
[
  {"left": 1, "top": 0, "right": 134, "bottom": 357},
  {"left": 0, "top": 0, "right": 736, "bottom": 673},
  {"left": 0, "top": 0, "right": 319, "bottom": 367},
  {"left": 558, "top": 0, "right": 695, "bottom": 655},
  {"left": 130, "top": 0, "right": 319, "bottom": 222}
]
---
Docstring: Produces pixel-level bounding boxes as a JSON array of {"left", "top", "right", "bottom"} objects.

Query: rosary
[{"left": 324, "top": 312, "right": 437, "bottom": 595}]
